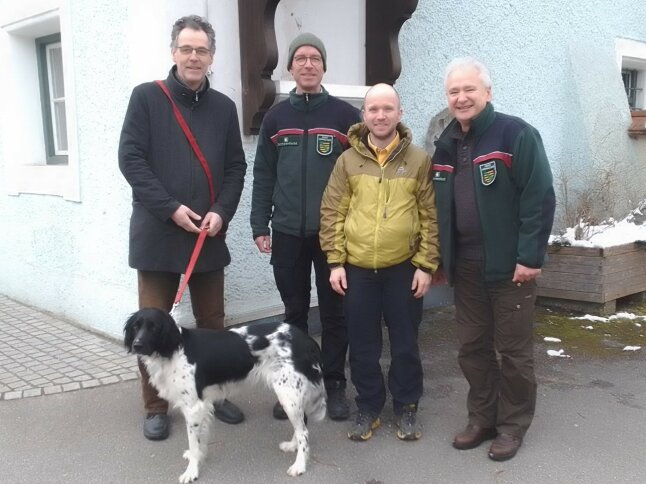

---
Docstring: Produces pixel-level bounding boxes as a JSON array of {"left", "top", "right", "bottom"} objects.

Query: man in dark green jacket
[
  {"left": 250, "top": 33, "right": 360, "bottom": 421},
  {"left": 432, "top": 57, "right": 555, "bottom": 461}
]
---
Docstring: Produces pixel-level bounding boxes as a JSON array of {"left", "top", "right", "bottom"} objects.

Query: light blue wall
[
  {"left": 2, "top": 1, "right": 645, "bottom": 336},
  {"left": 398, "top": 0, "right": 646, "bottom": 228}
]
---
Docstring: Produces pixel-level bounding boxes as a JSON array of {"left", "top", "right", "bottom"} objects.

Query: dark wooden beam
[
  {"left": 238, "top": 0, "right": 419, "bottom": 134},
  {"left": 366, "top": 0, "right": 419, "bottom": 86},
  {"left": 238, "top": 0, "right": 281, "bottom": 135}
]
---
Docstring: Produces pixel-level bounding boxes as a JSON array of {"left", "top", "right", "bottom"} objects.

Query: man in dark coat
[{"left": 119, "top": 15, "right": 246, "bottom": 441}]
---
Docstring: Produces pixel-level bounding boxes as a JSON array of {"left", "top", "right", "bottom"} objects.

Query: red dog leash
[
  {"left": 171, "top": 228, "right": 209, "bottom": 316},
  {"left": 155, "top": 81, "right": 219, "bottom": 318},
  {"left": 155, "top": 80, "right": 215, "bottom": 206}
]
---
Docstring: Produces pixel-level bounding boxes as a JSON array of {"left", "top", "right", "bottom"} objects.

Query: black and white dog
[{"left": 124, "top": 308, "right": 326, "bottom": 483}]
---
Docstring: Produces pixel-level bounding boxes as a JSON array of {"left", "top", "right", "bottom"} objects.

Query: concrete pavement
[{"left": 1, "top": 295, "right": 645, "bottom": 483}]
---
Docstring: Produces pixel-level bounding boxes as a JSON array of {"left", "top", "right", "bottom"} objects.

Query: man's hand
[
  {"left": 512, "top": 263, "right": 541, "bottom": 283},
  {"left": 171, "top": 205, "right": 201, "bottom": 234},
  {"left": 202, "top": 212, "right": 223, "bottom": 237},
  {"left": 329, "top": 266, "right": 347, "bottom": 296},
  {"left": 411, "top": 269, "right": 432, "bottom": 298},
  {"left": 254, "top": 235, "right": 272, "bottom": 254}
]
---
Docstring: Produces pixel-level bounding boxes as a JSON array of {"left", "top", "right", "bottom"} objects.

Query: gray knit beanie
[{"left": 287, "top": 32, "right": 327, "bottom": 72}]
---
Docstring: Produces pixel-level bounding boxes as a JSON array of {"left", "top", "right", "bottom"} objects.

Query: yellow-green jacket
[{"left": 320, "top": 122, "right": 440, "bottom": 272}]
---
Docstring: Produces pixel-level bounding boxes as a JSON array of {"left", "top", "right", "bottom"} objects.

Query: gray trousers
[{"left": 454, "top": 259, "right": 537, "bottom": 438}]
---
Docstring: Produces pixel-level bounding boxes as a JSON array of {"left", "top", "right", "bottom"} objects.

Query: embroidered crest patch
[
  {"left": 479, "top": 160, "right": 497, "bottom": 186},
  {"left": 316, "top": 134, "right": 334, "bottom": 156}
]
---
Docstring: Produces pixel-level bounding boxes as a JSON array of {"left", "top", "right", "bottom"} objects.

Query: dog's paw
[
  {"left": 279, "top": 440, "right": 297, "bottom": 453},
  {"left": 286, "top": 462, "right": 306, "bottom": 477},
  {"left": 179, "top": 464, "right": 199, "bottom": 483},
  {"left": 182, "top": 450, "right": 192, "bottom": 460}
]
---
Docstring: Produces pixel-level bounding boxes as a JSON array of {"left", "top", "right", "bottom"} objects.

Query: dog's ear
[
  {"left": 153, "top": 310, "right": 183, "bottom": 357},
  {"left": 123, "top": 312, "right": 140, "bottom": 353}
]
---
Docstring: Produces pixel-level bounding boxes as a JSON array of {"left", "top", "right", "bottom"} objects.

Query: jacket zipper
[{"left": 300, "top": 93, "right": 310, "bottom": 237}]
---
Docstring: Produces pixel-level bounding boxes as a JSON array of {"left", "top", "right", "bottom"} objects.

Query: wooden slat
[
  {"left": 547, "top": 245, "right": 603, "bottom": 256},
  {"left": 538, "top": 271, "right": 603, "bottom": 285},
  {"left": 535, "top": 286, "right": 604, "bottom": 303},
  {"left": 603, "top": 276, "right": 646, "bottom": 300},
  {"left": 544, "top": 254, "right": 605, "bottom": 267},
  {"left": 603, "top": 265, "right": 646, "bottom": 283},
  {"left": 602, "top": 243, "right": 645, "bottom": 257}
]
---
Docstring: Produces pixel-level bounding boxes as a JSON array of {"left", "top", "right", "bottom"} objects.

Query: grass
[{"left": 535, "top": 300, "right": 646, "bottom": 358}]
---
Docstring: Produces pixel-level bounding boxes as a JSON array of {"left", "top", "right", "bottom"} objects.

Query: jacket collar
[
  {"left": 166, "top": 65, "right": 210, "bottom": 106},
  {"left": 436, "top": 102, "right": 496, "bottom": 153},
  {"left": 349, "top": 122, "right": 412, "bottom": 163},
  {"left": 289, "top": 86, "right": 329, "bottom": 111}
]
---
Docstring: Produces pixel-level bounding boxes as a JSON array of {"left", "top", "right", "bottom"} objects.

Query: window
[
  {"left": 36, "top": 34, "right": 68, "bottom": 164},
  {"left": 616, "top": 38, "right": 646, "bottom": 137},
  {"left": 1, "top": 9, "right": 79, "bottom": 200},
  {"left": 622, "top": 69, "right": 640, "bottom": 109}
]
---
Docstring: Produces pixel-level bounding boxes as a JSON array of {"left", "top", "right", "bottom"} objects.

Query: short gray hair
[
  {"left": 170, "top": 15, "right": 215, "bottom": 54},
  {"left": 444, "top": 57, "right": 492, "bottom": 89}
]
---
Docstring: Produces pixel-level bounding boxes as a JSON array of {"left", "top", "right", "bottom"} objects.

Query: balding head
[
  {"left": 364, "top": 83, "right": 401, "bottom": 110},
  {"left": 362, "top": 83, "right": 403, "bottom": 148}
]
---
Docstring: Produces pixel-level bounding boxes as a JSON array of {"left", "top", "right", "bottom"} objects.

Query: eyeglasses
[
  {"left": 176, "top": 45, "right": 212, "bottom": 58},
  {"left": 293, "top": 55, "right": 322, "bottom": 67}
]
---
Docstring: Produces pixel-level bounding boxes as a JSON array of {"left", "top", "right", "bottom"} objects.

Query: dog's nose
[{"left": 132, "top": 338, "right": 144, "bottom": 352}]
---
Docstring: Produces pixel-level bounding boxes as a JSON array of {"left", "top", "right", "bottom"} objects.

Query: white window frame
[
  {"left": 45, "top": 40, "right": 68, "bottom": 157},
  {"left": 0, "top": 8, "right": 80, "bottom": 200},
  {"left": 616, "top": 38, "right": 646, "bottom": 111}
]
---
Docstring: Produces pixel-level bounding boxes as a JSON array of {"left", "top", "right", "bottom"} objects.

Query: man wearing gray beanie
[{"left": 251, "top": 32, "right": 360, "bottom": 421}]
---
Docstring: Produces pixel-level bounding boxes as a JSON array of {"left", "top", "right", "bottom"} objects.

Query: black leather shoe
[
  {"left": 214, "top": 399, "right": 244, "bottom": 424},
  {"left": 326, "top": 381, "right": 350, "bottom": 421},
  {"left": 488, "top": 433, "right": 522, "bottom": 461},
  {"left": 273, "top": 401, "right": 288, "bottom": 420},
  {"left": 452, "top": 424, "right": 497, "bottom": 450},
  {"left": 143, "top": 413, "right": 169, "bottom": 441}
]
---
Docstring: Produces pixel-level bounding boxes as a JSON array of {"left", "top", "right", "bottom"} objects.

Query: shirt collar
[{"left": 368, "top": 132, "right": 400, "bottom": 155}]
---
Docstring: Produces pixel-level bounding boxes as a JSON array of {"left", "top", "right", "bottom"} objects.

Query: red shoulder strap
[{"left": 155, "top": 80, "right": 215, "bottom": 206}]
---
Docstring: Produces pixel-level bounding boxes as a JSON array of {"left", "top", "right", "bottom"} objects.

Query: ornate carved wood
[
  {"left": 366, "top": 0, "right": 419, "bottom": 86},
  {"left": 238, "top": 0, "right": 418, "bottom": 135},
  {"left": 238, "top": 0, "right": 281, "bottom": 135}
]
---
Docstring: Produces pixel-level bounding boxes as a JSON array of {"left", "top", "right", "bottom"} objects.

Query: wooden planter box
[{"left": 536, "top": 242, "right": 646, "bottom": 315}]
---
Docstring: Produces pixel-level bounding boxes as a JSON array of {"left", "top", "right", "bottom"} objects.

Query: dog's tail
[{"left": 305, "top": 368, "right": 327, "bottom": 422}]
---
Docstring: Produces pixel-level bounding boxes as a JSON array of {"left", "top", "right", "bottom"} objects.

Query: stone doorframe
[{"left": 238, "top": 0, "right": 418, "bottom": 135}]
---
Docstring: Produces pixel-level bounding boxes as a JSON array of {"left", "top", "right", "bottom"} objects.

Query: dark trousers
[
  {"left": 454, "top": 259, "right": 537, "bottom": 438},
  {"left": 137, "top": 269, "right": 224, "bottom": 414},
  {"left": 344, "top": 261, "right": 424, "bottom": 415},
  {"left": 271, "top": 231, "right": 347, "bottom": 385}
]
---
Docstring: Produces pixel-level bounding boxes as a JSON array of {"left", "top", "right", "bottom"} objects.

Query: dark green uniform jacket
[
  {"left": 250, "top": 87, "right": 360, "bottom": 239},
  {"left": 432, "top": 103, "right": 555, "bottom": 283}
]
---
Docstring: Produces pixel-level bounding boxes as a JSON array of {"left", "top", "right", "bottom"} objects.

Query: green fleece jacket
[{"left": 432, "top": 103, "right": 556, "bottom": 283}]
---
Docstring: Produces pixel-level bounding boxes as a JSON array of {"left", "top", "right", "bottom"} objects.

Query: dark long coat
[{"left": 119, "top": 67, "right": 246, "bottom": 273}]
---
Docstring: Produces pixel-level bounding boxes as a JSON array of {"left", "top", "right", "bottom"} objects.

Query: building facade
[{"left": 1, "top": 0, "right": 644, "bottom": 337}]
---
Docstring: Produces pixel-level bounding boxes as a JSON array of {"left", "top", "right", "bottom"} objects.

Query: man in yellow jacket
[{"left": 320, "top": 83, "right": 440, "bottom": 442}]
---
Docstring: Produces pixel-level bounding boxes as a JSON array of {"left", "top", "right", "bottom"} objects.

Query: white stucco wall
[
  {"left": 397, "top": 0, "right": 646, "bottom": 229},
  {"left": 1, "top": 0, "right": 645, "bottom": 338},
  {"left": 0, "top": 0, "right": 283, "bottom": 338}
]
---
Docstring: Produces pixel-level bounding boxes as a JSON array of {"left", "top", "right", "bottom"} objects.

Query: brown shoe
[
  {"left": 488, "top": 433, "right": 522, "bottom": 461},
  {"left": 452, "top": 424, "right": 497, "bottom": 450}
]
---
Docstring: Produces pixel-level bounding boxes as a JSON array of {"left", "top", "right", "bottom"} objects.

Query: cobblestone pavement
[{"left": 0, "top": 295, "right": 137, "bottom": 401}]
